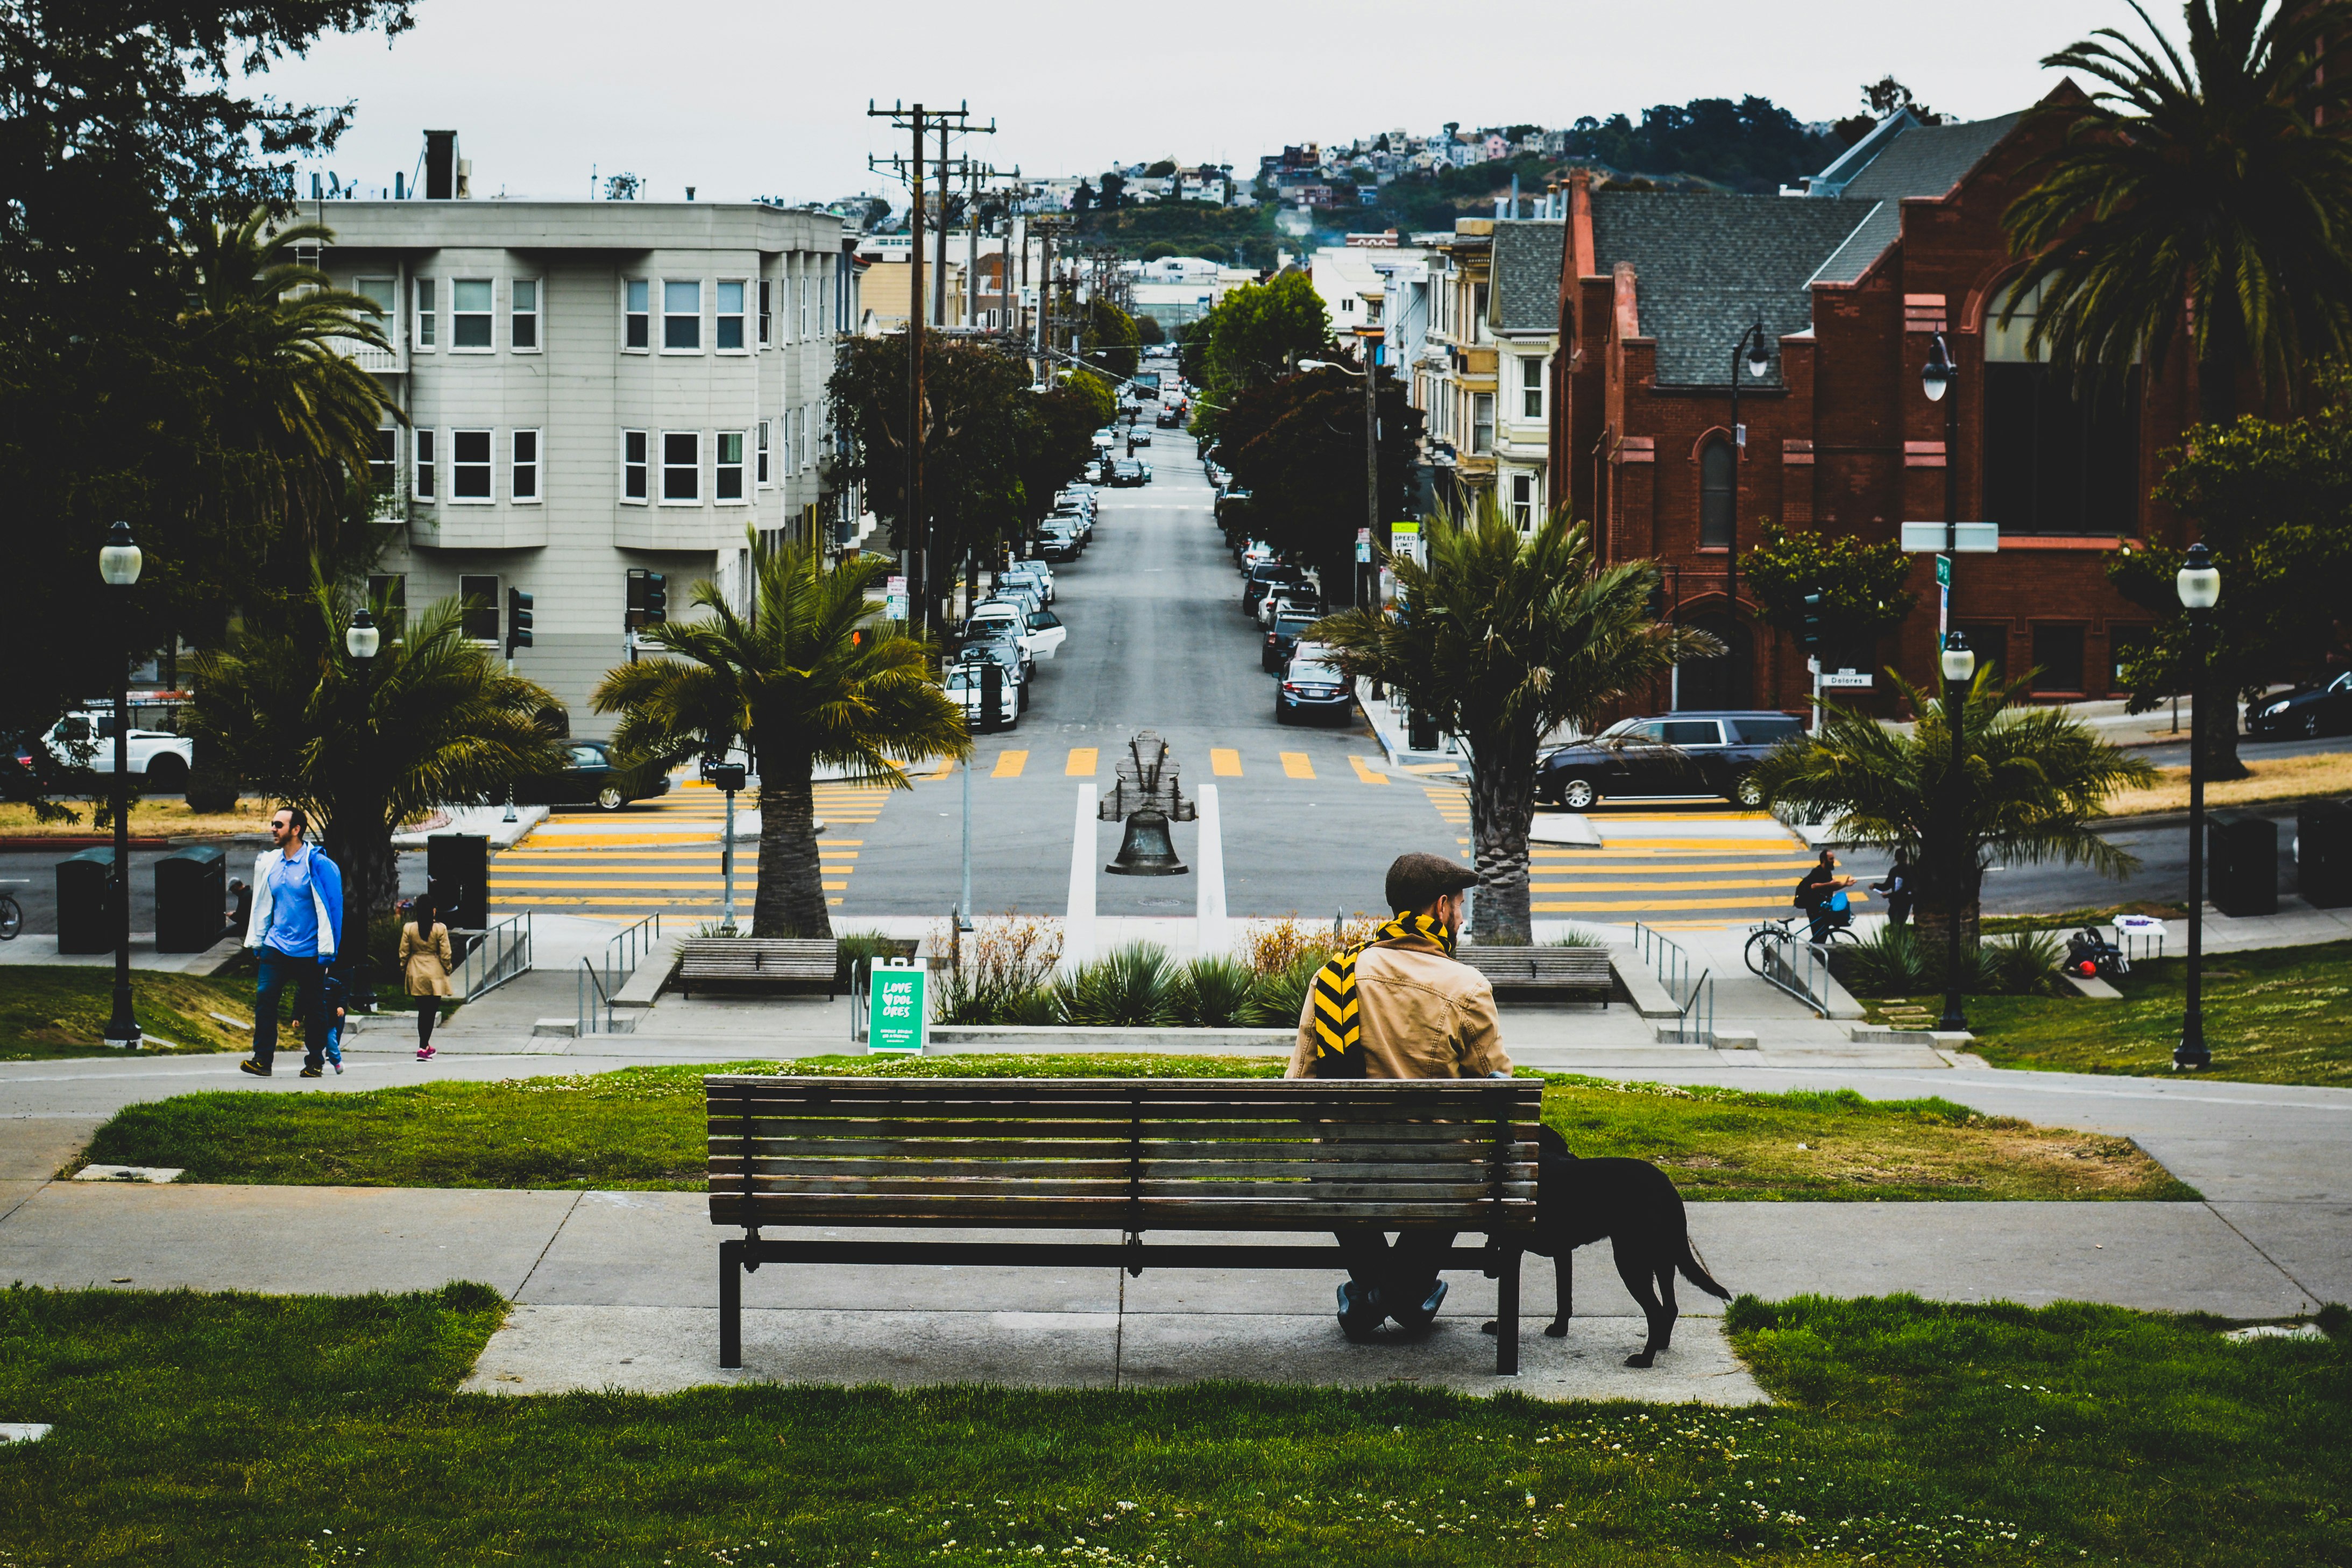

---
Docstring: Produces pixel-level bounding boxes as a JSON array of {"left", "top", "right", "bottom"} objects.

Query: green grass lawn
[
  {"left": 0, "top": 1283, "right": 2343, "bottom": 1565},
  {"left": 0, "top": 966, "right": 258, "bottom": 1061},
  {"left": 1920, "top": 941, "right": 2352, "bottom": 1087},
  {"left": 77, "top": 1054, "right": 2195, "bottom": 1202}
]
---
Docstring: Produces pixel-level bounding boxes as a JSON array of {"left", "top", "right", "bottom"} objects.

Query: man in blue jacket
[{"left": 240, "top": 805, "right": 344, "bottom": 1079}]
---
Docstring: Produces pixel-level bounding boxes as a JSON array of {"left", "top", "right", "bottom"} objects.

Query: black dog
[{"left": 1483, "top": 1125, "right": 1732, "bottom": 1366}]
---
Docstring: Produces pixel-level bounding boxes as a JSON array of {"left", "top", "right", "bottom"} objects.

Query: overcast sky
[{"left": 262, "top": 0, "right": 2164, "bottom": 203}]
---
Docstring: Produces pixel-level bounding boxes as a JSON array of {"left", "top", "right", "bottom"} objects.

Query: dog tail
[{"left": 1678, "top": 1233, "right": 1733, "bottom": 1301}]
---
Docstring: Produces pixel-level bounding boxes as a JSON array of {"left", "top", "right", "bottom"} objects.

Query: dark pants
[
  {"left": 1335, "top": 1226, "right": 1456, "bottom": 1309},
  {"left": 253, "top": 947, "right": 325, "bottom": 1069},
  {"left": 1886, "top": 896, "right": 1912, "bottom": 927}
]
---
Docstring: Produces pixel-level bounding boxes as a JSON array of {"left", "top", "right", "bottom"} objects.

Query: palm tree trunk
[
  {"left": 753, "top": 757, "right": 832, "bottom": 939},
  {"left": 1912, "top": 865, "right": 1982, "bottom": 957},
  {"left": 1467, "top": 738, "right": 1536, "bottom": 945}
]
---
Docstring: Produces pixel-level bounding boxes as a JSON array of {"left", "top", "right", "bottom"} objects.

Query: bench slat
[
  {"left": 714, "top": 1157, "right": 1534, "bottom": 1180},
  {"left": 722, "top": 1177, "right": 1533, "bottom": 1201},
  {"left": 709, "top": 1136, "right": 1533, "bottom": 1162},
  {"left": 707, "top": 1117, "right": 1525, "bottom": 1141},
  {"left": 712, "top": 1196, "right": 1535, "bottom": 1226}
]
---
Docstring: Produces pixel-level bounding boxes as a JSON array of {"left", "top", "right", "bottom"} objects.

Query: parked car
[
  {"left": 42, "top": 710, "right": 194, "bottom": 787},
  {"left": 2249, "top": 671, "right": 2352, "bottom": 737},
  {"left": 1533, "top": 711, "right": 1806, "bottom": 809},
  {"left": 957, "top": 641, "right": 1030, "bottom": 711},
  {"left": 1242, "top": 560, "right": 1303, "bottom": 617},
  {"left": 1263, "top": 611, "right": 1321, "bottom": 673},
  {"left": 966, "top": 599, "right": 1066, "bottom": 661},
  {"left": 1038, "top": 529, "right": 1081, "bottom": 563},
  {"left": 1000, "top": 560, "right": 1053, "bottom": 604},
  {"left": 514, "top": 739, "right": 673, "bottom": 812},
  {"left": 1128, "top": 429, "right": 1152, "bottom": 448},
  {"left": 1276, "top": 656, "right": 1354, "bottom": 725},
  {"left": 1259, "top": 588, "right": 1320, "bottom": 630},
  {"left": 946, "top": 661, "right": 1019, "bottom": 729}
]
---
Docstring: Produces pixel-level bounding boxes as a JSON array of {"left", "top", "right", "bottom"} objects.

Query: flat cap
[{"left": 1386, "top": 851, "right": 1479, "bottom": 912}]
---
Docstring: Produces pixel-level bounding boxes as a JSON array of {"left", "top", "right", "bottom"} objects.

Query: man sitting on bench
[{"left": 1286, "top": 851, "right": 1511, "bottom": 1342}]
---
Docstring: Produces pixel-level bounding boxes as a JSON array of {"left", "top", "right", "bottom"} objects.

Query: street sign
[
  {"left": 1902, "top": 521, "right": 1999, "bottom": 553},
  {"left": 1356, "top": 526, "right": 1372, "bottom": 563},
  {"left": 867, "top": 960, "right": 927, "bottom": 1053},
  {"left": 1934, "top": 555, "right": 1952, "bottom": 588},
  {"left": 1822, "top": 672, "right": 1874, "bottom": 689}
]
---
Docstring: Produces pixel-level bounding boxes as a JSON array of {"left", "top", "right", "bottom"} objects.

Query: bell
[{"left": 1106, "top": 808, "right": 1188, "bottom": 876}]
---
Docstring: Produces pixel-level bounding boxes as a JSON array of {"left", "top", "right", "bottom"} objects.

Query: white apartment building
[{"left": 317, "top": 198, "right": 856, "bottom": 737}]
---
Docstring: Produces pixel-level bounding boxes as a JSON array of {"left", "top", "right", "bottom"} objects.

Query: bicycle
[
  {"left": 0, "top": 878, "right": 25, "bottom": 941},
  {"left": 1743, "top": 913, "right": 1857, "bottom": 976}
]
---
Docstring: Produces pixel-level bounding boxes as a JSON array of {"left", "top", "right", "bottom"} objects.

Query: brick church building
[{"left": 1545, "top": 89, "right": 2195, "bottom": 714}]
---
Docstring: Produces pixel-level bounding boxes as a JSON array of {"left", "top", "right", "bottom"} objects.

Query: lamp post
[
  {"left": 1920, "top": 334, "right": 1959, "bottom": 553},
  {"left": 2174, "top": 542, "right": 2221, "bottom": 1070},
  {"left": 1723, "top": 323, "right": 1770, "bottom": 700},
  {"left": 1296, "top": 354, "right": 1378, "bottom": 608},
  {"left": 1937, "top": 630, "right": 1975, "bottom": 1033},
  {"left": 98, "top": 522, "right": 143, "bottom": 1050},
  {"left": 344, "top": 607, "right": 380, "bottom": 1011}
]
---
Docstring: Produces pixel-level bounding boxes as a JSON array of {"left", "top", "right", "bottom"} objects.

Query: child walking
[
  {"left": 318, "top": 966, "right": 349, "bottom": 1074},
  {"left": 398, "top": 895, "right": 455, "bottom": 1061}
]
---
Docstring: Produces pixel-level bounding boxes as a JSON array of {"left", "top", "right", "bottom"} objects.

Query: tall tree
[
  {"left": 1081, "top": 297, "right": 1142, "bottom": 382},
  {"left": 1218, "top": 357, "right": 1422, "bottom": 592},
  {"left": 593, "top": 538, "right": 969, "bottom": 939},
  {"left": 1194, "top": 273, "right": 1333, "bottom": 444},
  {"left": 1309, "top": 501, "right": 1714, "bottom": 942}
]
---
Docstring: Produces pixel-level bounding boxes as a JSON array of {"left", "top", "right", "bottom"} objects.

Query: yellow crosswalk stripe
[
  {"left": 1528, "top": 859, "right": 1816, "bottom": 875},
  {"left": 1210, "top": 748, "right": 1242, "bottom": 777},
  {"left": 926, "top": 755, "right": 956, "bottom": 779},
  {"left": 1066, "top": 747, "right": 1097, "bottom": 776},
  {"left": 1529, "top": 877, "right": 1839, "bottom": 894},
  {"left": 1349, "top": 755, "right": 1388, "bottom": 785},
  {"left": 1534, "top": 895, "right": 1807, "bottom": 912},
  {"left": 993, "top": 750, "right": 1029, "bottom": 778},
  {"left": 1280, "top": 752, "right": 1315, "bottom": 779}
]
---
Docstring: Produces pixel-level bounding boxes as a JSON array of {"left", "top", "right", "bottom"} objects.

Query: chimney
[
  {"left": 423, "top": 130, "right": 458, "bottom": 199},
  {"left": 456, "top": 158, "right": 472, "bottom": 199}
]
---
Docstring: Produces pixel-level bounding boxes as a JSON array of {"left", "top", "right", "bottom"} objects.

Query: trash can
[
  {"left": 155, "top": 843, "right": 226, "bottom": 952},
  {"left": 2206, "top": 810, "right": 2278, "bottom": 918},
  {"left": 55, "top": 846, "right": 116, "bottom": 954},
  {"left": 2298, "top": 797, "right": 2352, "bottom": 909},
  {"left": 1407, "top": 704, "right": 1440, "bottom": 753},
  {"left": 426, "top": 832, "right": 488, "bottom": 931}
]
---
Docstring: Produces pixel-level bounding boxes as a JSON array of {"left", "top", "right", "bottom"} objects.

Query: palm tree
[
  {"left": 2003, "top": 0, "right": 2352, "bottom": 423},
  {"left": 1310, "top": 501, "right": 1716, "bottom": 943},
  {"left": 187, "top": 576, "right": 564, "bottom": 974},
  {"left": 1750, "top": 669, "right": 2158, "bottom": 950},
  {"left": 592, "top": 534, "right": 969, "bottom": 939}
]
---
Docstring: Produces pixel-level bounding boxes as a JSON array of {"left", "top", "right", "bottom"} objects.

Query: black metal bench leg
[
  {"left": 1495, "top": 1247, "right": 1521, "bottom": 1376},
  {"left": 719, "top": 1239, "right": 743, "bottom": 1368}
]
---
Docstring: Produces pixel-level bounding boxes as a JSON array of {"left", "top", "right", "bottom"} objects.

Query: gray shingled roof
[
  {"left": 1490, "top": 219, "right": 1565, "bottom": 333},
  {"left": 1808, "top": 113, "right": 2025, "bottom": 284},
  {"left": 1589, "top": 192, "right": 1867, "bottom": 387}
]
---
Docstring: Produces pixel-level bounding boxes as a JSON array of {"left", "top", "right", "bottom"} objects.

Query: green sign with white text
[{"left": 868, "top": 963, "right": 927, "bottom": 1054}]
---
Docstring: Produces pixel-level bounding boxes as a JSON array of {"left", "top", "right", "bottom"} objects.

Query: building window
[
  {"left": 1471, "top": 393, "right": 1493, "bottom": 455},
  {"left": 756, "top": 420, "right": 771, "bottom": 486},
  {"left": 1508, "top": 471, "right": 1536, "bottom": 529},
  {"left": 511, "top": 279, "right": 540, "bottom": 350},
  {"left": 803, "top": 403, "right": 817, "bottom": 470},
  {"left": 414, "top": 428, "right": 436, "bottom": 500},
  {"left": 452, "top": 430, "right": 493, "bottom": 501},
  {"left": 1471, "top": 282, "right": 1490, "bottom": 343},
  {"left": 366, "top": 574, "right": 406, "bottom": 638},
  {"left": 625, "top": 280, "right": 649, "bottom": 351},
  {"left": 1699, "top": 437, "right": 1734, "bottom": 549},
  {"left": 1984, "top": 364, "right": 2141, "bottom": 535},
  {"left": 512, "top": 429, "right": 540, "bottom": 502},
  {"left": 663, "top": 280, "right": 700, "bottom": 351},
  {"left": 626, "top": 567, "right": 666, "bottom": 629},
  {"left": 800, "top": 276, "right": 811, "bottom": 339},
  {"left": 621, "top": 430, "right": 648, "bottom": 502},
  {"left": 2030, "top": 623, "right": 2086, "bottom": 694},
  {"left": 1520, "top": 356, "right": 1543, "bottom": 420},
  {"left": 356, "top": 276, "right": 396, "bottom": 340},
  {"left": 370, "top": 427, "right": 396, "bottom": 491},
  {"left": 716, "top": 280, "right": 746, "bottom": 351},
  {"left": 459, "top": 575, "right": 500, "bottom": 642},
  {"left": 758, "top": 279, "right": 772, "bottom": 345},
  {"left": 661, "top": 431, "right": 699, "bottom": 502},
  {"left": 414, "top": 279, "right": 436, "bottom": 349},
  {"left": 715, "top": 431, "right": 746, "bottom": 501},
  {"left": 452, "top": 279, "right": 493, "bottom": 350}
]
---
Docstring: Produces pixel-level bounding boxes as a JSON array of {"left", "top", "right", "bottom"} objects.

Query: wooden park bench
[
  {"left": 1456, "top": 944, "right": 1615, "bottom": 1004},
  {"left": 675, "top": 938, "right": 841, "bottom": 998},
  {"left": 704, "top": 1076, "right": 1545, "bottom": 1374}
]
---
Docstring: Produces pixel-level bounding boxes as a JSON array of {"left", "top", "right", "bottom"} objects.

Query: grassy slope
[
  {"left": 0, "top": 967, "right": 256, "bottom": 1061},
  {"left": 0, "top": 1284, "right": 2343, "bottom": 1565},
  {"left": 1949, "top": 942, "right": 2352, "bottom": 1087},
  {"left": 2102, "top": 749, "right": 2352, "bottom": 817},
  {"left": 79, "top": 1055, "right": 2194, "bottom": 1201}
]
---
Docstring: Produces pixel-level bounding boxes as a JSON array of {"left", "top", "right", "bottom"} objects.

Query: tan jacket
[
  {"left": 1285, "top": 936, "right": 1511, "bottom": 1080},
  {"left": 398, "top": 921, "right": 455, "bottom": 998}
]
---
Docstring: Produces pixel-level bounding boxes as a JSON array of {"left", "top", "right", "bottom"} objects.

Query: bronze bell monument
[{"left": 1100, "top": 730, "right": 1196, "bottom": 876}]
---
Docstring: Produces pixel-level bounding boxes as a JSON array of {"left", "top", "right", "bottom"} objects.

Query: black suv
[{"left": 1534, "top": 711, "right": 1806, "bottom": 810}]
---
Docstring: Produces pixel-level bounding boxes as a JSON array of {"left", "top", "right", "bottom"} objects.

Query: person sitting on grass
[{"left": 1286, "top": 851, "right": 1512, "bottom": 1343}]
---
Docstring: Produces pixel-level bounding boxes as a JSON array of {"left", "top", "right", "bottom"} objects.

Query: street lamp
[
  {"left": 1295, "top": 356, "right": 1379, "bottom": 609},
  {"left": 1725, "top": 323, "right": 1771, "bottom": 700},
  {"left": 1921, "top": 334, "right": 1960, "bottom": 555},
  {"left": 344, "top": 607, "right": 379, "bottom": 1010},
  {"left": 1938, "top": 629, "right": 1975, "bottom": 1034},
  {"left": 2174, "top": 542, "right": 2221, "bottom": 1070},
  {"left": 97, "top": 521, "right": 142, "bottom": 1049}
]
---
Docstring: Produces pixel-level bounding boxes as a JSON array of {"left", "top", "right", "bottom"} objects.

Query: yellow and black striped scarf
[{"left": 1308, "top": 911, "right": 1456, "bottom": 1077}]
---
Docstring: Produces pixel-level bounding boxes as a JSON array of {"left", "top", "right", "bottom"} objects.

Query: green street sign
[
  {"left": 868, "top": 962, "right": 927, "bottom": 1054},
  {"left": 1934, "top": 554, "right": 1952, "bottom": 588}
]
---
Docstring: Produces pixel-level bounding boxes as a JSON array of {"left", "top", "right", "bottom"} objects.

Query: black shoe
[
  {"left": 297, "top": 1065, "right": 323, "bottom": 1079},
  {"left": 239, "top": 1060, "right": 271, "bottom": 1077},
  {"left": 1336, "top": 1281, "right": 1385, "bottom": 1343},
  {"left": 1387, "top": 1279, "right": 1449, "bottom": 1335}
]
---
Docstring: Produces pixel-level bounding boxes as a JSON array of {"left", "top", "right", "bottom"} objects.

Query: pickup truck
[{"left": 44, "top": 710, "right": 194, "bottom": 787}]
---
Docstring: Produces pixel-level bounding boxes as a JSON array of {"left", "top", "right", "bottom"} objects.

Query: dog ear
[{"left": 1537, "top": 1124, "right": 1572, "bottom": 1158}]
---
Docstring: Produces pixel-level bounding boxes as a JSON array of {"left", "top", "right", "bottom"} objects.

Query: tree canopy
[
  {"left": 1192, "top": 274, "right": 1333, "bottom": 442},
  {"left": 1217, "top": 358, "right": 1422, "bottom": 586}
]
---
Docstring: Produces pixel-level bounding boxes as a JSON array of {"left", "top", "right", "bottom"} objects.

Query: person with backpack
[{"left": 1795, "top": 849, "right": 1857, "bottom": 943}]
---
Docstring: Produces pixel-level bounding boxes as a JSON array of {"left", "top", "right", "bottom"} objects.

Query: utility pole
[{"left": 1363, "top": 347, "right": 1380, "bottom": 610}]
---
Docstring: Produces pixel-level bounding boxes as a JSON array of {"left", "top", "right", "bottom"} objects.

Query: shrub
[
  {"left": 1982, "top": 930, "right": 2067, "bottom": 996},
  {"left": 1839, "top": 923, "right": 1929, "bottom": 997},
  {"left": 1171, "top": 956, "right": 1256, "bottom": 1027},
  {"left": 1834, "top": 924, "right": 2067, "bottom": 999},
  {"left": 931, "top": 914, "right": 1062, "bottom": 1024},
  {"left": 183, "top": 764, "right": 240, "bottom": 815},
  {"left": 1547, "top": 927, "right": 1605, "bottom": 947},
  {"left": 1056, "top": 943, "right": 1177, "bottom": 1026},
  {"left": 1245, "top": 950, "right": 1327, "bottom": 1028}
]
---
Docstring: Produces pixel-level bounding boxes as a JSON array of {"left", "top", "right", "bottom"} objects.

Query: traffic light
[
  {"left": 506, "top": 587, "right": 533, "bottom": 656},
  {"left": 643, "top": 572, "right": 666, "bottom": 623},
  {"left": 1798, "top": 588, "right": 1825, "bottom": 653}
]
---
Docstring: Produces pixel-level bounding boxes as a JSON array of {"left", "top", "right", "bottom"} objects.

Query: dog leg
[
  {"left": 1546, "top": 1246, "right": 1572, "bottom": 1337},
  {"left": 1613, "top": 1242, "right": 1667, "bottom": 1368},
  {"left": 1650, "top": 1262, "right": 1680, "bottom": 1357}
]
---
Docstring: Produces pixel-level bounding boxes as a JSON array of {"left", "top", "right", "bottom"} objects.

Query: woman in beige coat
[{"left": 398, "top": 894, "right": 456, "bottom": 1060}]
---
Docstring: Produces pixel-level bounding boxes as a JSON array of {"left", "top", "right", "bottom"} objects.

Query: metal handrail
[
  {"left": 451, "top": 912, "right": 531, "bottom": 1002},
  {"left": 1630, "top": 921, "right": 1696, "bottom": 997},
  {"left": 575, "top": 912, "right": 662, "bottom": 1035},
  {"left": 1662, "top": 967, "right": 1713, "bottom": 1045},
  {"left": 1757, "top": 927, "right": 1837, "bottom": 1017},
  {"left": 578, "top": 957, "right": 614, "bottom": 1036}
]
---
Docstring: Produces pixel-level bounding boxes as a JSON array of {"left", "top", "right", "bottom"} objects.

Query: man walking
[
  {"left": 1287, "top": 851, "right": 1511, "bottom": 1341},
  {"left": 240, "top": 806, "right": 344, "bottom": 1079}
]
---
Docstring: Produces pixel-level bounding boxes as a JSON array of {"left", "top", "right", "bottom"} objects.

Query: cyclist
[{"left": 1794, "top": 850, "right": 1857, "bottom": 943}]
